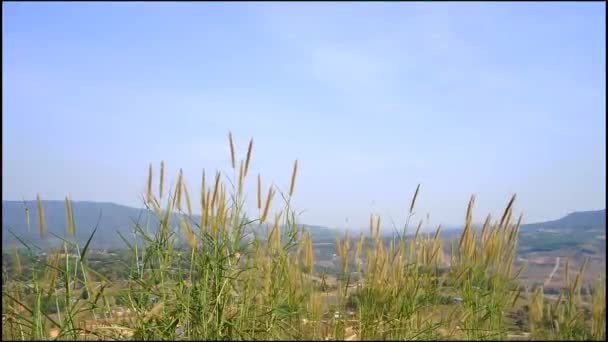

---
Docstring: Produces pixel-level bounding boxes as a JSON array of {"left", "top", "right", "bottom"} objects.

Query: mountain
[
  {"left": 3, "top": 200, "right": 604, "bottom": 253},
  {"left": 2, "top": 201, "right": 156, "bottom": 249},
  {"left": 521, "top": 209, "right": 605, "bottom": 231},
  {"left": 2, "top": 200, "right": 340, "bottom": 249},
  {"left": 376, "top": 209, "right": 606, "bottom": 255},
  {"left": 518, "top": 209, "right": 606, "bottom": 254}
]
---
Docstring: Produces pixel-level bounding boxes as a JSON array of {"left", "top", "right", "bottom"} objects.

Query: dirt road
[{"left": 544, "top": 256, "right": 560, "bottom": 286}]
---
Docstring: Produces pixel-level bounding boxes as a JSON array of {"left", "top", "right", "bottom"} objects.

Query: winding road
[{"left": 544, "top": 256, "right": 560, "bottom": 287}]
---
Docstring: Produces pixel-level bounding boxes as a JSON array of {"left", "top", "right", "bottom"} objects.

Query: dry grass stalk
[
  {"left": 409, "top": 184, "right": 420, "bottom": 214},
  {"left": 591, "top": 277, "right": 606, "bottom": 338},
  {"left": 336, "top": 231, "right": 350, "bottom": 274},
  {"left": 257, "top": 174, "right": 262, "bottom": 210},
  {"left": 147, "top": 163, "right": 153, "bottom": 203},
  {"left": 65, "top": 195, "right": 75, "bottom": 236},
  {"left": 414, "top": 220, "right": 423, "bottom": 242},
  {"left": 238, "top": 160, "right": 244, "bottom": 195},
  {"left": 355, "top": 234, "right": 365, "bottom": 273},
  {"left": 175, "top": 169, "right": 184, "bottom": 211},
  {"left": 44, "top": 249, "right": 61, "bottom": 292},
  {"left": 183, "top": 182, "right": 193, "bottom": 217},
  {"left": 499, "top": 194, "right": 516, "bottom": 228},
  {"left": 458, "top": 199, "right": 472, "bottom": 251},
  {"left": 24, "top": 206, "right": 31, "bottom": 233},
  {"left": 36, "top": 193, "right": 46, "bottom": 238},
  {"left": 300, "top": 230, "right": 314, "bottom": 273},
  {"left": 12, "top": 245, "right": 22, "bottom": 276},
  {"left": 211, "top": 171, "right": 221, "bottom": 209},
  {"left": 228, "top": 131, "right": 236, "bottom": 169},
  {"left": 529, "top": 287, "right": 544, "bottom": 331},
  {"left": 203, "top": 189, "right": 211, "bottom": 228},
  {"left": 289, "top": 159, "right": 298, "bottom": 197},
  {"left": 180, "top": 216, "right": 197, "bottom": 250},
  {"left": 433, "top": 224, "right": 442, "bottom": 241},
  {"left": 268, "top": 212, "right": 282, "bottom": 250},
  {"left": 159, "top": 160, "right": 165, "bottom": 199},
  {"left": 200, "top": 170, "right": 206, "bottom": 227},
  {"left": 244, "top": 138, "right": 253, "bottom": 177},
  {"left": 260, "top": 186, "right": 275, "bottom": 225}
]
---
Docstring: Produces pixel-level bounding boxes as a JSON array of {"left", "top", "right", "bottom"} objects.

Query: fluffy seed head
[
  {"left": 183, "top": 182, "right": 192, "bottom": 216},
  {"left": 228, "top": 131, "right": 236, "bottom": 169},
  {"left": 36, "top": 193, "right": 46, "bottom": 238},
  {"left": 159, "top": 161, "right": 165, "bottom": 199},
  {"left": 174, "top": 169, "right": 184, "bottom": 211},
  {"left": 65, "top": 195, "right": 75, "bottom": 236},
  {"left": 500, "top": 194, "right": 517, "bottom": 228},
  {"left": 200, "top": 170, "right": 206, "bottom": 221},
  {"left": 244, "top": 138, "right": 253, "bottom": 177},
  {"left": 260, "top": 186, "right": 275, "bottom": 225},
  {"left": 409, "top": 184, "right": 420, "bottom": 214},
  {"left": 25, "top": 207, "right": 30, "bottom": 233},
  {"left": 238, "top": 160, "right": 244, "bottom": 195},
  {"left": 147, "top": 163, "right": 153, "bottom": 203},
  {"left": 257, "top": 174, "right": 262, "bottom": 210},
  {"left": 289, "top": 159, "right": 298, "bottom": 197},
  {"left": 211, "top": 171, "right": 221, "bottom": 209}
]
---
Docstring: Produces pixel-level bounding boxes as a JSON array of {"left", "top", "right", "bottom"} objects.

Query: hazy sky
[{"left": 3, "top": 2, "right": 606, "bottom": 231}]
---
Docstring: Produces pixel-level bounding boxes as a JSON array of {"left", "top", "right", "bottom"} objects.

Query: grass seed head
[
  {"left": 260, "top": 186, "right": 275, "bottom": 225},
  {"left": 257, "top": 174, "right": 262, "bottom": 210},
  {"left": 289, "top": 159, "right": 298, "bottom": 197},
  {"left": 211, "top": 171, "right": 221, "bottom": 209},
  {"left": 65, "top": 195, "right": 75, "bottom": 236},
  {"left": 238, "top": 160, "right": 245, "bottom": 195},
  {"left": 200, "top": 170, "right": 206, "bottom": 223},
  {"left": 228, "top": 131, "right": 236, "bottom": 169},
  {"left": 409, "top": 184, "right": 420, "bottom": 214},
  {"left": 36, "top": 193, "right": 46, "bottom": 238},
  {"left": 147, "top": 163, "right": 153, "bottom": 203},
  {"left": 25, "top": 208, "right": 31, "bottom": 234},
  {"left": 175, "top": 169, "right": 184, "bottom": 211},
  {"left": 183, "top": 182, "right": 193, "bottom": 216},
  {"left": 159, "top": 160, "right": 165, "bottom": 199},
  {"left": 244, "top": 138, "right": 253, "bottom": 177}
]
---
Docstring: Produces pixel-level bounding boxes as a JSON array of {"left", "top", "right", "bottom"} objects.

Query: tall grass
[{"left": 2, "top": 133, "right": 605, "bottom": 341}]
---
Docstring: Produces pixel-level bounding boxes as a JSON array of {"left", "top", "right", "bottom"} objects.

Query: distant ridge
[
  {"left": 3, "top": 200, "right": 604, "bottom": 250},
  {"left": 2, "top": 200, "right": 339, "bottom": 249},
  {"left": 521, "top": 209, "right": 605, "bottom": 230}
]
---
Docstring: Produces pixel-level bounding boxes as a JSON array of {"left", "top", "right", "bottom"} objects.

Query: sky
[{"left": 3, "top": 2, "right": 606, "bottom": 231}]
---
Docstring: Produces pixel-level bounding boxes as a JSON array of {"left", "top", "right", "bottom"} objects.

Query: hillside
[
  {"left": 3, "top": 201, "right": 605, "bottom": 257},
  {"left": 2, "top": 200, "right": 340, "bottom": 249},
  {"left": 518, "top": 209, "right": 606, "bottom": 254},
  {"left": 2, "top": 201, "right": 154, "bottom": 249},
  {"left": 521, "top": 209, "right": 605, "bottom": 231}
]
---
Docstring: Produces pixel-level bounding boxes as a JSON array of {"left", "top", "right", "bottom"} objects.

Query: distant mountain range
[
  {"left": 521, "top": 209, "right": 605, "bottom": 231},
  {"left": 3, "top": 201, "right": 152, "bottom": 249},
  {"left": 518, "top": 209, "right": 605, "bottom": 254},
  {"left": 1, "top": 200, "right": 340, "bottom": 249},
  {"left": 2, "top": 201, "right": 605, "bottom": 252}
]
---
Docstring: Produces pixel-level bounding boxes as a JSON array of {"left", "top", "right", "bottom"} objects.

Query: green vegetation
[
  {"left": 519, "top": 230, "right": 602, "bottom": 253},
  {"left": 2, "top": 133, "right": 606, "bottom": 341}
]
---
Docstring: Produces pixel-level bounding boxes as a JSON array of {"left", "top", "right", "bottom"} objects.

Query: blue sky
[{"left": 3, "top": 2, "right": 605, "bottom": 230}]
